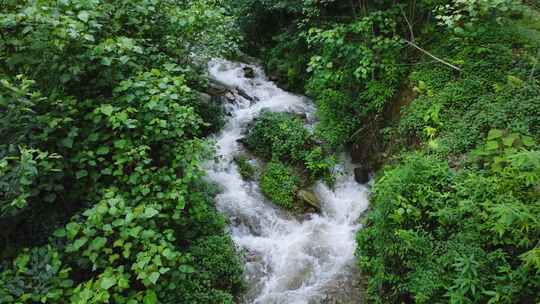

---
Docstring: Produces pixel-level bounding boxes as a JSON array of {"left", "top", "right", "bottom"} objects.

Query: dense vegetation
[
  {"left": 0, "top": 0, "right": 243, "bottom": 303},
  {"left": 357, "top": 10, "right": 540, "bottom": 302},
  {"left": 1, "top": 0, "right": 539, "bottom": 303},
  {"left": 231, "top": 0, "right": 540, "bottom": 303},
  {"left": 243, "top": 111, "right": 334, "bottom": 209}
]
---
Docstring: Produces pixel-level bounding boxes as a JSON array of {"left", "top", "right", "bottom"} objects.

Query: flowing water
[{"left": 205, "top": 59, "right": 369, "bottom": 304}]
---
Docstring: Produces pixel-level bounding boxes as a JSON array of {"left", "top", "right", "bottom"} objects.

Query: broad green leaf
[
  {"left": 522, "top": 136, "right": 535, "bottom": 147},
  {"left": 89, "top": 237, "right": 107, "bottom": 251},
  {"left": 76, "top": 170, "right": 88, "bottom": 179},
  {"left": 100, "top": 276, "right": 116, "bottom": 290},
  {"left": 486, "top": 141, "right": 499, "bottom": 151},
  {"left": 143, "top": 290, "right": 158, "bottom": 304},
  {"left": 97, "top": 146, "right": 110, "bottom": 155},
  {"left": 100, "top": 105, "right": 115, "bottom": 116},
  {"left": 179, "top": 265, "right": 195, "bottom": 274},
  {"left": 72, "top": 237, "right": 88, "bottom": 251},
  {"left": 66, "top": 223, "right": 80, "bottom": 239},
  {"left": 148, "top": 272, "right": 160, "bottom": 285},
  {"left": 77, "top": 11, "right": 90, "bottom": 22}
]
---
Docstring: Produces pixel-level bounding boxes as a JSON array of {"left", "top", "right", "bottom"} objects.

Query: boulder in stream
[
  {"left": 207, "top": 78, "right": 230, "bottom": 96},
  {"left": 297, "top": 190, "right": 321, "bottom": 211},
  {"left": 236, "top": 87, "right": 258, "bottom": 102},
  {"left": 354, "top": 166, "right": 370, "bottom": 184},
  {"left": 198, "top": 91, "right": 212, "bottom": 104},
  {"left": 243, "top": 66, "right": 255, "bottom": 78}
]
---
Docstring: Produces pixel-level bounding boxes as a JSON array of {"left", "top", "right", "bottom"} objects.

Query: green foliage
[
  {"left": 0, "top": 0, "right": 244, "bottom": 302},
  {"left": 358, "top": 9, "right": 540, "bottom": 304},
  {"left": 234, "top": 154, "right": 257, "bottom": 180},
  {"left": 260, "top": 162, "right": 301, "bottom": 209},
  {"left": 398, "top": 18, "right": 540, "bottom": 157},
  {"left": 306, "top": 12, "right": 405, "bottom": 144},
  {"left": 357, "top": 151, "right": 540, "bottom": 303},
  {"left": 245, "top": 111, "right": 310, "bottom": 163},
  {"left": 0, "top": 246, "right": 73, "bottom": 303},
  {"left": 245, "top": 111, "right": 335, "bottom": 182},
  {"left": 435, "top": 0, "right": 523, "bottom": 35},
  {"left": 0, "top": 147, "right": 62, "bottom": 217}
]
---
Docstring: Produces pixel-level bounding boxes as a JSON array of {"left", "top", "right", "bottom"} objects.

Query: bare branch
[
  {"left": 404, "top": 40, "right": 462, "bottom": 72},
  {"left": 400, "top": 6, "right": 415, "bottom": 42}
]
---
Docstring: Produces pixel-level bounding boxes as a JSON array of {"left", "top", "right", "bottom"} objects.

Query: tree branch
[{"left": 404, "top": 40, "right": 462, "bottom": 72}]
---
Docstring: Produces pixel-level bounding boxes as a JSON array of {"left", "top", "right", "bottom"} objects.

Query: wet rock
[
  {"left": 297, "top": 190, "right": 321, "bottom": 211},
  {"left": 207, "top": 78, "right": 229, "bottom": 95},
  {"left": 243, "top": 66, "right": 255, "bottom": 78},
  {"left": 198, "top": 91, "right": 212, "bottom": 104},
  {"left": 225, "top": 92, "right": 236, "bottom": 102},
  {"left": 354, "top": 167, "right": 370, "bottom": 184},
  {"left": 268, "top": 73, "right": 279, "bottom": 82},
  {"left": 236, "top": 87, "right": 258, "bottom": 102}
]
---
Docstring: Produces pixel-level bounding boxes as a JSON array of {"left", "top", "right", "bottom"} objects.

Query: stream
[{"left": 205, "top": 59, "right": 370, "bottom": 304}]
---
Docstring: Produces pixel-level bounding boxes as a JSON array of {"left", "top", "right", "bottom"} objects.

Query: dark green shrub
[
  {"left": 158, "top": 235, "right": 244, "bottom": 304},
  {"left": 260, "top": 162, "right": 300, "bottom": 209},
  {"left": 245, "top": 111, "right": 311, "bottom": 163},
  {"left": 244, "top": 111, "right": 334, "bottom": 182}
]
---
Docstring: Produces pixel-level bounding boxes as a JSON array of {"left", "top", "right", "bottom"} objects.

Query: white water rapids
[{"left": 205, "top": 59, "right": 370, "bottom": 304}]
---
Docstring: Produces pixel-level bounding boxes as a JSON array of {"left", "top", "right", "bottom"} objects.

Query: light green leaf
[
  {"left": 100, "top": 276, "right": 116, "bottom": 290},
  {"left": 143, "top": 290, "right": 158, "bottom": 304},
  {"left": 77, "top": 11, "right": 90, "bottom": 22},
  {"left": 66, "top": 223, "right": 80, "bottom": 239},
  {"left": 97, "top": 146, "right": 110, "bottom": 155},
  {"left": 76, "top": 170, "right": 88, "bottom": 179},
  {"left": 486, "top": 141, "right": 500, "bottom": 151},
  {"left": 143, "top": 207, "right": 159, "bottom": 218},
  {"left": 89, "top": 237, "right": 107, "bottom": 251},
  {"left": 522, "top": 136, "right": 535, "bottom": 147},
  {"left": 72, "top": 237, "right": 88, "bottom": 251},
  {"left": 179, "top": 265, "right": 195, "bottom": 274},
  {"left": 148, "top": 272, "right": 160, "bottom": 285},
  {"left": 100, "top": 104, "right": 115, "bottom": 116}
]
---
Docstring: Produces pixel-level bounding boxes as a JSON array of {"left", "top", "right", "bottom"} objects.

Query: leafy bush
[
  {"left": 0, "top": 246, "right": 73, "bottom": 303},
  {"left": 245, "top": 111, "right": 311, "bottom": 163},
  {"left": 305, "top": 9, "right": 405, "bottom": 145},
  {"left": 245, "top": 111, "right": 334, "bottom": 182},
  {"left": 357, "top": 9, "right": 540, "bottom": 303},
  {"left": 357, "top": 150, "right": 540, "bottom": 303},
  {"left": 0, "top": 0, "right": 244, "bottom": 302},
  {"left": 260, "top": 162, "right": 301, "bottom": 209}
]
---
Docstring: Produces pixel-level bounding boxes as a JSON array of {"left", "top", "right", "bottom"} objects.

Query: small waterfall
[{"left": 205, "top": 59, "right": 369, "bottom": 304}]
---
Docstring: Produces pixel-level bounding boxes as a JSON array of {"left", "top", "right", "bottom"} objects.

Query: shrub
[
  {"left": 0, "top": 0, "right": 243, "bottom": 302},
  {"left": 244, "top": 111, "right": 334, "bottom": 182},
  {"left": 245, "top": 111, "right": 311, "bottom": 163},
  {"left": 260, "top": 162, "right": 300, "bottom": 209},
  {"left": 357, "top": 150, "right": 540, "bottom": 303}
]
